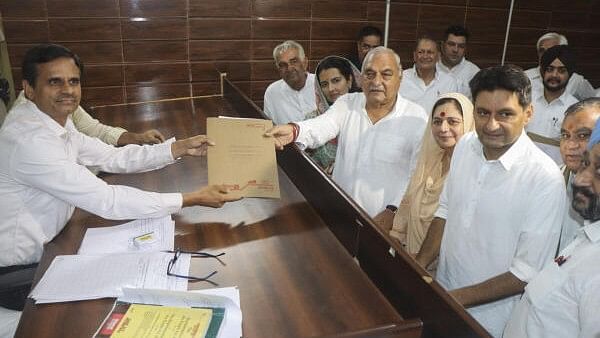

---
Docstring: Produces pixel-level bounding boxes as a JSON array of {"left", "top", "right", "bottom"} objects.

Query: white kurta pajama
[
  {"left": 296, "top": 92, "right": 428, "bottom": 217},
  {"left": 436, "top": 58, "right": 480, "bottom": 98},
  {"left": 434, "top": 131, "right": 566, "bottom": 337}
]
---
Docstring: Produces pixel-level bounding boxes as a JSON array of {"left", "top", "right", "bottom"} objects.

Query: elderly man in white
[
  {"left": 524, "top": 32, "right": 595, "bottom": 100},
  {"left": 416, "top": 65, "right": 566, "bottom": 337},
  {"left": 400, "top": 37, "right": 458, "bottom": 113},
  {"left": 266, "top": 47, "right": 428, "bottom": 217},
  {"left": 263, "top": 40, "right": 316, "bottom": 125}
]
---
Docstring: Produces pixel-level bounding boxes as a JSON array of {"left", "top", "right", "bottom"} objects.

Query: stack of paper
[
  {"left": 30, "top": 252, "right": 189, "bottom": 303},
  {"left": 78, "top": 216, "right": 175, "bottom": 254}
]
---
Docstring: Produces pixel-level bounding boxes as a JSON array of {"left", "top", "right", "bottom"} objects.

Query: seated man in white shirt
[
  {"left": 14, "top": 91, "right": 166, "bottom": 146},
  {"left": 265, "top": 47, "right": 428, "bottom": 217},
  {"left": 436, "top": 25, "right": 480, "bottom": 97},
  {"left": 504, "top": 113, "right": 600, "bottom": 337},
  {"left": 416, "top": 65, "right": 566, "bottom": 337},
  {"left": 526, "top": 45, "right": 578, "bottom": 164},
  {"left": 0, "top": 44, "right": 241, "bottom": 311},
  {"left": 400, "top": 36, "right": 458, "bottom": 113},
  {"left": 524, "top": 32, "right": 595, "bottom": 100},
  {"left": 558, "top": 98, "right": 600, "bottom": 253},
  {"left": 263, "top": 40, "right": 316, "bottom": 125}
]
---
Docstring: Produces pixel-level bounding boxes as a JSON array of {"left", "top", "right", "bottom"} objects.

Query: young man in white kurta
[
  {"left": 296, "top": 91, "right": 427, "bottom": 216},
  {"left": 434, "top": 131, "right": 565, "bottom": 336},
  {"left": 416, "top": 65, "right": 566, "bottom": 337}
]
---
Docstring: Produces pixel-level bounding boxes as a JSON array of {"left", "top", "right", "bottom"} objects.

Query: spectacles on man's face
[{"left": 166, "top": 249, "right": 225, "bottom": 285}]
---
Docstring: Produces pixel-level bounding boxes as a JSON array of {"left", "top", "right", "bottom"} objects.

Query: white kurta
[
  {"left": 436, "top": 58, "right": 480, "bottom": 98},
  {"left": 435, "top": 131, "right": 566, "bottom": 337},
  {"left": 400, "top": 66, "right": 459, "bottom": 113},
  {"left": 0, "top": 101, "right": 182, "bottom": 266},
  {"left": 527, "top": 88, "right": 578, "bottom": 164},
  {"left": 296, "top": 92, "right": 428, "bottom": 217},
  {"left": 263, "top": 73, "right": 317, "bottom": 125},
  {"left": 503, "top": 220, "right": 600, "bottom": 338},
  {"left": 525, "top": 67, "right": 596, "bottom": 101}
]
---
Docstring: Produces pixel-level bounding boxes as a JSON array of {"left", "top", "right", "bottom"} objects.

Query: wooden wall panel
[
  {"left": 46, "top": 0, "right": 119, "bottom": 17},
  {"left": 2, "top": 0, "right": 599, "bottom": 108}
]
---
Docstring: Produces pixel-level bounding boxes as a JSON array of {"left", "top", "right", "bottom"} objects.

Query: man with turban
[{"left": 526, "top": 45, "right": 578, "bottom": 164}]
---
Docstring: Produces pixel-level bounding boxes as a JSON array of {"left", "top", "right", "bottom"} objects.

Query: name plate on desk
[{"left": 207, "top": 117, "right": 280, "bottom": 199}]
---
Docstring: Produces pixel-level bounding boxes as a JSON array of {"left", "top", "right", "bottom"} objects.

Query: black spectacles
[{"left": 166, "top": 249, "right": 225, "bottom": 285}]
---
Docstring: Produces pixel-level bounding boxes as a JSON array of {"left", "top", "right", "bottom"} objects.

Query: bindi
[{"left": 439, "top": 111, "right": 446, "bottom": 117}]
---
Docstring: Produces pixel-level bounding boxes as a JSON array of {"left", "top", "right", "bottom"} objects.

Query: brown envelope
[{"left": 207, "top": 117, "right": 280, "bottom": 198}]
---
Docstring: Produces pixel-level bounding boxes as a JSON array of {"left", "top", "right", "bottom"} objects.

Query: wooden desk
[{"left": 14, "top": 94, "right": 417, "bottom": 337}]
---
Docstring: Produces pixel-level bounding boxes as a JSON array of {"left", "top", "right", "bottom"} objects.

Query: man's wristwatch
[{"left": 385, "top": 205, "right": 398, "bottom": 213}]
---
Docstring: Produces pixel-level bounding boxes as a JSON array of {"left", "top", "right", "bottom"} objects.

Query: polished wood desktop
[{"left": 14, "top": 77, "right": 488, "bottom": 338}]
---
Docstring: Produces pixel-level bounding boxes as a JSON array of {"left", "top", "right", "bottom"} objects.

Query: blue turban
[{"left": 588, "top": 118, "right": 600, "bottom": 150}]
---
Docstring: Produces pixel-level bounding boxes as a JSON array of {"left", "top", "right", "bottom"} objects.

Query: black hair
[
  {"left": 432, "top": 97, "right": 463, "bottom": 117},
  {"left": 316, "top": 56, "right": 361, "bottom": 95},
  {"left": 469, "top": 65, "right": 532, "bottom": 109},
  {"left": 22, "top": 43, "right": 83, "bottom": 87},
  {"left": 444, "top": 25, "right": 470, "bottom": 41},
  {"left": 357, "top": 26, "right": 383, "bottom": 41}
]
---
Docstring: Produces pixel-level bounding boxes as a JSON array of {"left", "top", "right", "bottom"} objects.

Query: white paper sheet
[
  {"left": 30, "top": 252, "right": 190, "bottom": 303},
  {"left": 78, "top": 216, "right": 175, "bottom": 255}
]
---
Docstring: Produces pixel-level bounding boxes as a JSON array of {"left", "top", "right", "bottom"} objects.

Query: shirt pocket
[
  {"left": 372, "top": 133, "right": 408, "bottom": 164},
  {"left": 525, "top": 262, "right": 568, "bottom": 309}
]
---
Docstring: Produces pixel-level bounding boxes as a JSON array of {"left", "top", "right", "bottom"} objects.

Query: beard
[
  {"left": 571, "top": 184, "right": 600, "bottom": 221},
  {"left": 543, "top": 77, "right": 568, "bottom": 92}
]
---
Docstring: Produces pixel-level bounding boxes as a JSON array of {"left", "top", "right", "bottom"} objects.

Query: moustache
[
  {"left": 368, "top": 86, "right": 384, "bottom": 92},
  {"left": 57, "top": 95, "right": 77, "bottom": 101},
  {"left": 572, "top": 184, "right": 595, "bottom": 200}
]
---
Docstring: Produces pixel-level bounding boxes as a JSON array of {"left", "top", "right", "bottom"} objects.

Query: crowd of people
[
  {"left": 264, "top": 26, "right": 600, "bottom": 338},
  {"left": 0, "top": 24, "right": 599, "bottom": 337}
]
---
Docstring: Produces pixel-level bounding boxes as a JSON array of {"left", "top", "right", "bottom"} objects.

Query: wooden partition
[{"left": 223, "top": 76, "right": 490, "bottom": 338}]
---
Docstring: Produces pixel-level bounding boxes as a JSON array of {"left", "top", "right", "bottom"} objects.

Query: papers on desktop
[
  {"left": 30, "top": 252, "right": 189, "bottom": 304},
  {"left": 78, "top": 216, "right": 175, "bottom": 254},
  {"left": 112, "top": 287, "right": 243, "bottom": 338}
]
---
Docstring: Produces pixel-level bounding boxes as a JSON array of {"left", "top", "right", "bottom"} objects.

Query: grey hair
[
  {"left": 361, "top": 46, "right": 402, "bottom": 75},
  {"left": 536, "top": 32, "right": 568, "bottom": 50},
  {"left": 272, "top": 40, "right": 306, "bottom": 64},
  {"left": 564, "top": 98, "right": 600, "bottom": 118}
]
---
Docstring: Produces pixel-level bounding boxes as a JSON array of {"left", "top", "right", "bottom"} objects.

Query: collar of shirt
[
  {"left": 409, "top": 65, "right": 441, "bottom": 87},
  {"left": 436, "top": 58, "right": 465, "bottom": 74},
  {"left": 534, "top": 86, "right": 573, "bottom": 106},
  {"left": 24, "top": 100, "right": 70, "bottom": 137},
  {"left": 470, "top": 130, "right": 528, "bottom": 171},
  {"left": 582, "top": 219, "right": 600, "bottom": 243}
]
